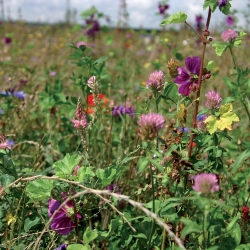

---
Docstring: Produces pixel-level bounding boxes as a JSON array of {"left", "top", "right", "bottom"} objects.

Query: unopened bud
[{"left": 167, "top": 59, "right": 179, "bottom": 78}]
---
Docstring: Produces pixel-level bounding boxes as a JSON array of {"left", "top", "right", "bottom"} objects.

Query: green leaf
[
  {"left": 93, "top": 56, "right": 108, "bottom": 65},
  {"left": 203, "top": 0, "right": 218, "bottom": 12},
  {"left": 24, "top": 217, "right": 41, "bottom": 232},
  {"left": 180, "top": 218, "right": 202, "bottom": 238},
  {"left": 149, "top": 158, "right": 164, "bottom": 173},
  {"left": 26, "top": 179, "right": 54, "bottom": 202},
  {"left": 133, "top": 233, "right": 147, "bottom": 239},
  {"left": 206, "top": 61, "right": 216, "bottom": 71},
  {"left": 96, "top": 166, "right": 117, "bottom": 186},
  {"left": 52, "top": 153, "right": 81, "bottom": 178},
  {"left": 231, "top": 223, "right": 241, "bottom": 246},
  {"left": 137, "top": 157, "right": 149, "bottom": 173},
  {"left": 161, "top": 11, "right": 187, "bottom": 25},
  {"left": 0, "top": 174, "right": 15, "bottom": 194},
  {"left": 83, "top": 227, "right": 98, "bottom": 245},
  {"left": 77, "top": 167, "right": 95, "bottom": 181},
  {"left": 212, "top": 42, "right": 228, "bottom": 56},
  {"left": 67, "top": 244, "right": 88, "bottom": 250},
  {"left": 235, "top": 244, "right": 250, "bottom": 250},
  {"left": 232, "top": 149, "right": 250, "bottom": 173}
]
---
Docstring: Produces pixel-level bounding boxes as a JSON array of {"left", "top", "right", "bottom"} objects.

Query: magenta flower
[
  {"left": 218, "top": 0, "right": 227, "bottom": 9},
  {"left": 221, "top": 29, "right": 238, "bottom": 42},
  {"left": 226, "top": 15, "right": 235, "bottom": 26},
  {"left": 192, "top": 173, "right": 220, "bottom": 195},
  {"left": 48, "top": 196, "right": 81, "bottom": 235},
  {"left": 158, "top": 3, "right": 169, "bottom": 15},
  {"left": 50, "top": 71, "right": 57, "bottom": 77},
  {"left": 0, "top": 141, "right": 12, "bottom": 150},
  {"left": 72, "top": 115, "right": 88, "bottom": 129},
  {"left": 77, "top": 41, "right": 88, "bottom": 49},
  {"left": 205, "top": 90, "right": 222, "bottom": 109},
  {"left": 174, "top": 56, "right": 201, "bottom": 96},
  {"left": 146, "top": 70, "right": 165, "bottom": 94},
  {"left": 137, "top": 113, "right": 165, "bottom": 140}
]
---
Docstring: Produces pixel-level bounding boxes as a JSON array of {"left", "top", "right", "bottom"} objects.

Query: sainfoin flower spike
[
  {"left": 221, "top": 29, "right": 238, "bottom": 42},
  {"left": 137, "top": 113, "right": 165, "bottom": 140},
  {"left": 192, "top": 173, "right": 220, "bottom": 195},
  {"left": 205, "top": 90, "right": 222, "bottom": 109},
  {"left": 146, "top": 70, "right": 165, "bottom": 94}
]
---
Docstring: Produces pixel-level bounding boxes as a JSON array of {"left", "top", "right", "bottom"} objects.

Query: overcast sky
[{"left": 3, "top": 0, "right": 249, "bottom": 29}]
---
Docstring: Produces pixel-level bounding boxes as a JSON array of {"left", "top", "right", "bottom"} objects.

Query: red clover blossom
[
  {"left": 192, "top": 173, "right": 220, "bottom": 195},
  {"left": 146, "top": 70, "right": 165, "bottom": 94},
  {"left": 137, "top": 113, "right": 165, "bottom": 140},
  {"left": 205, "top": 90, "right": 222, "bottom": 109},
  {"left": 221, "top": 29, "right": 238, "bottom": 42}
]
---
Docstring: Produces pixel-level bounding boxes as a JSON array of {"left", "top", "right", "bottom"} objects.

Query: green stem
[
  {"left": 242, "top": 100, "right": 250, "bottom": 123},
  {"left": 203, "top": 204, "right": 209, "bottom": 249},
  {"left": 147, "top": 165, "right": 156, "bottom": 250},
  {"left": 228, "top": 46, "right": 237, "bottom": 69}
]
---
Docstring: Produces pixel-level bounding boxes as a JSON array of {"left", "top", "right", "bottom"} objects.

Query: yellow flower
[
  {"left": 141, "top": 81, "right": 146, "bottom": 86},
  {"left": 164, "top": 38, "right": 169, "bottom": 43},
  {"left": 144, "top": 62, "right": 150, "bottom": 69},
  {"left": 6, "top": 212, "right": 16, "bottom": 226}
]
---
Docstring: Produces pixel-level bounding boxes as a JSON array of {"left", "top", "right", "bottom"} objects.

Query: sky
[{"left": 2, "top": 0, "right": 249, "bottom": 29}]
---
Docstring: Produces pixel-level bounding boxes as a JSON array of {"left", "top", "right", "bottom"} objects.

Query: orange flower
[{"left": 87, "top": 94, "right": 109, "bottom": 114}]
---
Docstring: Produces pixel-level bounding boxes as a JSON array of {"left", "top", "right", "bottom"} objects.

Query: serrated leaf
[
  {"left": 77, "top": 167, "right": 95, "bottom": 181},
  {"left": 161, "top": 11, "right": 187, "bottom": 25},
  {"left": 203, "top": 0, "right": 218, "bottom": 12},
  {"left": 204, "top": 103, "right": 239, "bottom": 134},
  {"left": 212, "top": 42, "right": 228, "bottom": 56},
  {"left": 96, "top": 166, "right": 117, "bottom": 186},
  {"left": 52, "top": 153, "right": 81, "bottom": 177},
  {"left": 26, "top": 179, "right": 54, "bottom": 202}
]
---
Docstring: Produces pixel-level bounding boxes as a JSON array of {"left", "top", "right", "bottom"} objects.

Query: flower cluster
[
  {"left": 205, "top": 90, "right": 222, "bottom": 109},
  {"left": 221, "top": 29, "right": 238, "bottom": 42},
  {"left": 192, "top": 173, "right": 220, "bottom": 196},
  {"left": 218, "top": 0, "right": 227, "bottom": 9},
  {"left": 137, "top": 113, "right": 165, "bottom": 140},
  {"left": 72, "top": 100, "right": 88, "bottom": 129},
  {"left": 146, "top": 70, "right": 165, "bottom": 94},
  {"left": 158, "top": 3, "right": 169, "bottom": 15},
  {"left": 113, "top": 105, "right": 135, "bottom": 117}
]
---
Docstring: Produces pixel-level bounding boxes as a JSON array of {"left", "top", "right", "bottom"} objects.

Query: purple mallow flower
[
  {"left": 226, "top": 15, "right": 235, "bottom": 26},
  {"left": 174, "top": 56, "right": 201, "bottom": 96},
  {"left": 113, "top": 105, "right": 135, "bottom": 117},
  {"left": 192, "top": 173, "right": 220, "bottom": 196},
  {"left": 146, "top": 70, "right": 165, "bottom": 94},
  {"left": 137, "top": 113, "right": 165, "bottom": 140},
  {"left": 48, "top": 195, "right": 82, "bottom": 235},
  {"left": 218, "top": 0, "right": 227, "bottom": 9},
  {"left": 158, "top": 3, "right": 169, "bottom": 15},
  {"left": 221, "top": 29, "right": 238, "bottom": 42},
  {"left": 205, "top": 90, "right": 222, "bottom": 109},
  {"left": 195, "top": 15, "right": 203, "bottom": 32}
]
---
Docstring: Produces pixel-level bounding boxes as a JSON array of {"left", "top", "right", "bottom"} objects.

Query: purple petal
[
  {"left": 178, "top": 82, "right": 191, "bottom": 96},
  {"left": 48, "top": 199, "right": 61, "bottom": 217},
  {"left": 174, "top": 67, "right": 190, "bottom": 84},
  {"left": 185, "top": 56, "right": 201, "bottom": 75}
]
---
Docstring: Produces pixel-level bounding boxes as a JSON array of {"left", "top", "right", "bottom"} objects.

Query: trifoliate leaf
[
  {"left": 161, "top": 11, "right": 187, "bottom": 25},
  {"left": 204, "top": 103, "right": 239, "bottom": 134}
]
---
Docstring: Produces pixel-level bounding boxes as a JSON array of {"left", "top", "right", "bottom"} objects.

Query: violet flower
[
  {"left": 55, "top": 244, "right": 67, "bottom": 250},
  {"left": 192, "top": 173, "right": 220, "bottom": 195},
  {"left": 13, "top": 91, "right": 26, "bottom": 99},
  {"left": 174, "top": 56, "right": 201, "bottom": 96},
  {"left": 113, "top": 105, "right": 135, "bottom": 117},
  {"left": 195, "top": 15, "right": 203, "bottom": 32},
  {"left": 48, "top": 196, "right": 82, "bottom": 235},
  {"left": 3, "top": 36, "right": 12, "bottom": 45},
  {"left": 158, "top": 3, "right": 169, "bottom": 15},
  {"left": 178, "top": 126, "right": 189, "bottom": 133},
  {"left": 106, "top": 184, "right": 121, "bottom": 194},
  {"left": 226, "top": 15, "right": 235, "bottom": 26},
  {"left": 218, "top": 0, "right": 227, "bottom": 9},
  {"left": 196, "top": 114, "right": 208, "bottom": 130}
]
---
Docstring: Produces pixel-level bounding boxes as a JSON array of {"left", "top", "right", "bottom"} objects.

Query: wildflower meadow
[{"left": 0, "top": 0, "right": 250, "bottom": 249}]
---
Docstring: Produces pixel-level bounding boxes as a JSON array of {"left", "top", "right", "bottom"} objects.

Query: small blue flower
[
  {"left": 6, "top": 139, "right": 15, "bottom": 147},
  {"left": 0, "top": 109, "right": 3, "bottom": 115},
  {"left": 178, "top": 126, "right": 190, "bottom": 133},
  {"left": 113, "top": 105, "right": 135, "bottom": 117},
  {"left": 55, "top": 244, "right": 67, "bottom": 250},
  {"left": 0, "top": 91, "right": 11, "bottom": 96},
  {"left": 197, "top": 114, "right": 207, "bottom": 121},
  {"left": 13, "top": 91, "right": 26, "bottom": 99}
]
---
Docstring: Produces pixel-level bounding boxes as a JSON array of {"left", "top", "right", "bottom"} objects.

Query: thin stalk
[
  {"left": 188, "top": 7, "right": 212, "bottom": 159},
  {"left": 228, "top": 46, "right": 237, "bottom": 69},
  {"left": 203, "top": 204, "right": 209, "bottom": 250},
  {"left": 161, "top": 217, "right": 167, "bottom": 250}
]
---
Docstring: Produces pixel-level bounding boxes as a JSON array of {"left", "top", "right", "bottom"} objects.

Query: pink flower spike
[{"left": 192, "top": 173, "right": 220, "bottom": 196}]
